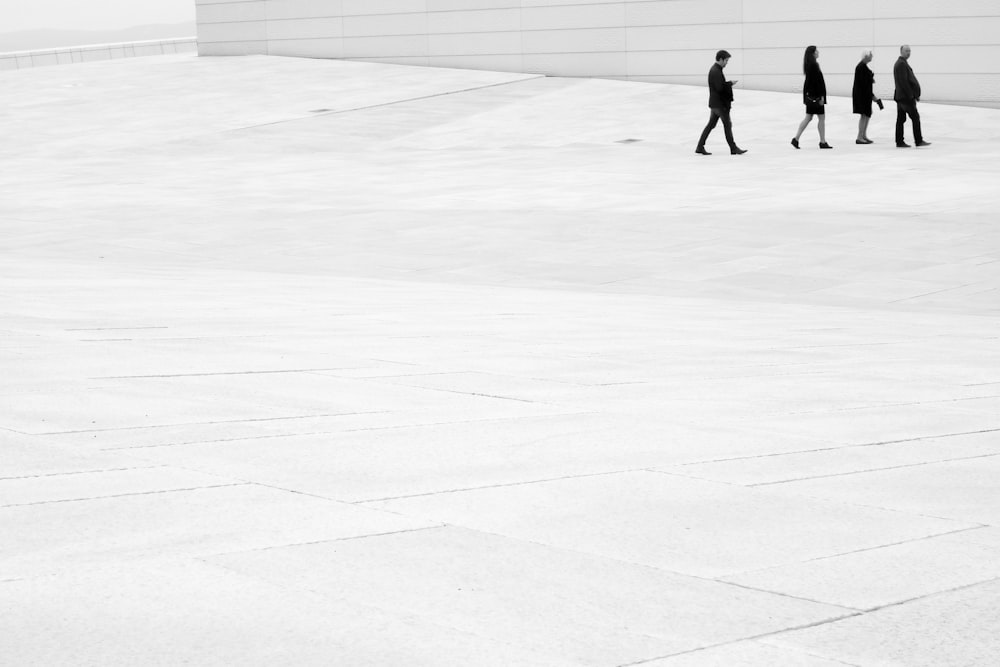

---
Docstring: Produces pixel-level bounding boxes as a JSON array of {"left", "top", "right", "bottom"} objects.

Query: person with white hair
[{"left": 852, "top": 50, "right": 882, "bottom": 144}]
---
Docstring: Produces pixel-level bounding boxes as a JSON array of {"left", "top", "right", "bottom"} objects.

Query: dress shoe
[
  {"left": 897, "top": 142, "right": 911, "bottom": 148},
  {"left": 819, "top": 142, "right": 833, "bottom": 149},
  {"left": 916, "top": 141, "right": 932, "bottom": 147},
  {"left": 731, "top": 147, "right": 747, "bottom": 155},
  {"left": 695, "top": 146, "right": 711, "bottom": 155},
  {"left": 856, "top": 139, "right": 866, "bottom": 144},
  {"left": 791, "top": 138, "right": 800, "bottom": 149}
]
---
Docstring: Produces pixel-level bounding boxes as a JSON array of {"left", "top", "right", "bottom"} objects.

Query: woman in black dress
[
  {"left": 791, "top": 45, "right": 832, "bottom": 149},
  {"left": 852, "top": 50, "right": 881, "bottom": 144}
]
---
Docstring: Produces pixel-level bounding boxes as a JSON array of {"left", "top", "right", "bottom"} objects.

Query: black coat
[
  {"left": 803, "top": 61, "right": 826, "bottom": 104},
  {"left": 707, "top": 63, "right": 734, "bottom": 109},
  {"left": 893, "top": 56, "right": 921, "bottom": 102},
  {"left": 852, "top": 61, "right": 875, "bottom": 115}
]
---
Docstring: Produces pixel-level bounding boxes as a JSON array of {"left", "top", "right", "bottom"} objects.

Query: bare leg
[
  {"left": 861, "top": 116, "right": 871, "bottom": 141},
  {"left": 857, "top": 115, "right": 866, "bottom": 141},
  {"left": 818, "top": 115, "right": 827, "bottom": 143},
  {"left": 795, "top": 115, "right": 813, "bottom": 141}
]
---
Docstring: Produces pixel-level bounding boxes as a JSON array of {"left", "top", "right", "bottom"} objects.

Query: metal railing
[{"left": 0, "top": 37, "right": 197, "bottom": 71}]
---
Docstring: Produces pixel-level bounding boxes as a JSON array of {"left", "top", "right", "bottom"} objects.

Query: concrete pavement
[{"left": 2, "top": 53, "right": 999, "bottom": 666}]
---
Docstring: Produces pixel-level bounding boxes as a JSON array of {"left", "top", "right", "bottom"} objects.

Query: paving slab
[
  {"left": 0, "top": 560, "right": 576, "bottom": 667},
  {"left": 0, "top": 466, "right": 235, "bottom": 507},
  {"left": 369, "top": 471, "right": 972, "bottom": 579},
  {"left": 1, "top": 484, "right": 435, "bottom": 580},
  {"left": 764, "top": 578, "right": 1000, "bottom": 667},
  {"left": 721, "top": 527, "right": 1000, "bottom": 611},
  {"left": 642, "top": 641, "right": 856, "bottom": 666},
  {"left": 0, "top": 431, "right": 141, "bottom": 479},
  {"left": 660, "top": 430, "right": 1000, "bottom": 487},
  {"left": 764, "top": 456, "right": 1000, "bottom": 525},
  {"left": 210, "top": 526, "right": 849, "bottom": 666},
  {"left": 2, "top": 52, "right": 999, "bottom": 664},
  {"left": 122, "top": 413, "right": 680, "bottom": 502}
]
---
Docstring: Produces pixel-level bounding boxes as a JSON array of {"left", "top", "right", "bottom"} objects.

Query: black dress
[
  {"left": 853, "top": 61, "right": 874, "bottom": 116},
  {"left": 803, "top": 62, "right": 826, "bottom": 115}
]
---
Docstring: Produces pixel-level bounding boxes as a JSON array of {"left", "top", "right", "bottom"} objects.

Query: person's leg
[
  {"left": 909, "top": 104, "right": 924, "bottom": 143},
  {"left": 896, "top": 103, "right": 907, "bottom": 145},
  {"left": 818, "top": 114, "right": 827, "bottom": 143},
  {"left": 719, "top": 108, "right": 736, "bottom": 149},
  {"left": 861, "top": 115, "right": 871, "bottom": 141},
  {"left": 697, "top": 109, "right": 720, "bottom": 149},
  {"left": 857, "top": 115, "right": 866, "bottom": 141},
  {"left": 795, "top": 115, "right": 813, "bottom": 141}
]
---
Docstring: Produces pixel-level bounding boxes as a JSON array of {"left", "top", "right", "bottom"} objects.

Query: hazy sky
[{"left": 1, "top": 0, "right": 195, "bottom": 32}]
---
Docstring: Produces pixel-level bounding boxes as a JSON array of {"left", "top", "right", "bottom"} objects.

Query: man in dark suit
[
  {"left": 893, "top": 45, "right": 931, "bottom": 148},
  {"left": 696, "top": 50, "right": 747, "bottom": 155}
]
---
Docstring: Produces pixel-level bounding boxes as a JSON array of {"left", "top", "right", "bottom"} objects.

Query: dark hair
[
  {"left": 715, "top": 50, "right": 732, "bottom": 61},
  {"left": 803, "top": 45, "right": 818, "bottom": 73}
]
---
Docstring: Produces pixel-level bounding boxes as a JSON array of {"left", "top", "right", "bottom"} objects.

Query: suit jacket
[
  {"left": 803, "top": 62, "right": 826, "bottom": 104},
  {"left": 707, "top": 63, "right": 734, "bottom": 109},
  {"left": 894, "top": 56, "right": 921, "bottom": 102}
]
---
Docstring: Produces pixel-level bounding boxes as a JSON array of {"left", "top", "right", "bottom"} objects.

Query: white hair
[{"left": 862, "top": 49, "right": 873, "bottom": 59}]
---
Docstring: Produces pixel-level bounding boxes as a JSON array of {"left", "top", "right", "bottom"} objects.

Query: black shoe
[
  {"left": 791, "top": 138, "right": 800, "bottom": 149},
  {"left": 731, "top": 147, "right": 747, "bottom": 155},
  {"left": 916, "top": 141, "right": 932, "bottom": 147},
  {"left": 695, "top": 146, "right": 711, "bottom": 155},
  {"left": 856, "top": 139, "right": 866, "bottom": 144},
  {"left": 819, "top": 142, "right": 833, "bottom": 149},
  {"left": 897, "top": 142, "right": 911, "bottom": 148}
]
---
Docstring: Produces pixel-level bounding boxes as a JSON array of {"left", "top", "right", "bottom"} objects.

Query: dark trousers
[
  {"left": 895, "top": 101, "right": 923, "bottom": 144},
  {"left": 698, "top": 107, "right": 736, "bottom": 149}
]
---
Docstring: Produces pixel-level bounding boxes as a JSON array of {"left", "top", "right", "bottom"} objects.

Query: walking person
[
  {"left": 852, "top": 50, "right": 883, "bottom": 144},
  {"left": 791, "top": 46, "right": 832, "bottom": 149},
  {"left": 696, "top": 50, "right": 747, "bottom": 155},
  {"left": 894, "top": 44, "right": 930, "bottom": 147}
]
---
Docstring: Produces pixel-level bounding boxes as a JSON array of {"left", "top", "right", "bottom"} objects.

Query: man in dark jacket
[
  {"left": 696, "top": 50, "right": 747, "bottom": 155},
  {"left": 893, "top": 45, "right": 930, "bottom": 147}
]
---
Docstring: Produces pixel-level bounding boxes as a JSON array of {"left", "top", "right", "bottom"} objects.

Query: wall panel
[
  {"left": 428, "top": 8, "right": 520, "bottom": 33},
  {"left": 268, "top": 37, "right": 344, "bottom": 58},
  {"left": 521, "top": 4, "right": 626, "bottom": 31},
  {"left": 522, "top": 28, "right": 627, "bottom": 54},
  {"left": 194, "top": 0, "right": 1000, "bottom": 106},
  {"left": 743, "top": 0, "right": 874, "bottom": 23},
  {"left": 266, "top": 0, "right": 344, "bottom": 20},
  {"left": 429, "top": 32, "right": 522, "bottom": 57},
  {"left": 628, "top": 24, "right": 743, "bottom": 53},
  {"left": 874, "top": 0, "right": 999, "bottom": 19},
  {"left": 626, "top": 0, "right": 743, "bottom": 27},
  {"left": 267, "top": 18, "right": 343, "bottom": 40}
]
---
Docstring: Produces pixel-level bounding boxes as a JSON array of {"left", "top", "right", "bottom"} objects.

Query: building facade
[{"left": 195, "top": 0, "right": 1000, "bottom": 106}]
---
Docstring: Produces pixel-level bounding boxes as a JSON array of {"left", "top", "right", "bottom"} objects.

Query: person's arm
[
  {"left": 709, "top": 67, "right": 726, "bottom": 98},
  {"left": 895, "top": 61, "right": 915, "bottom": 100},
  {"left": 805, "top": 65, "right": 821, "bottom": 102}
]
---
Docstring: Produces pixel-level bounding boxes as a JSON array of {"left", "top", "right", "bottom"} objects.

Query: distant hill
[{"left": 0, "top": 21, "right": 196, "bottom": 52}]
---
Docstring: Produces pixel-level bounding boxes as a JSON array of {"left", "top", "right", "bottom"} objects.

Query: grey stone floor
[{"left": 2, "top": 53, "right": 999, "bottom": 666}]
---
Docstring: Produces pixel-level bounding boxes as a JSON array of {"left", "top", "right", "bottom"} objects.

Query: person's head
[
  {"left": 900, "top": 44, "right": 911, "bottom": 59},
  {"left": 803, "top": 45, "right": 818, "bottom": 72},
  {"left": 861, "top": 49, "right": 873, "bottom": 64},
  {"left": 715, "top": 50, "right": 732, "bottom": 67}
]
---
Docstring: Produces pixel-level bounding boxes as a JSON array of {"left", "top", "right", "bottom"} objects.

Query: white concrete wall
[
  {"left": 0, "top": 38, "right": 197, "bottom": 72},
  {"left": 195, "top": 0, "right": 1000, "bottom": 106}
]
